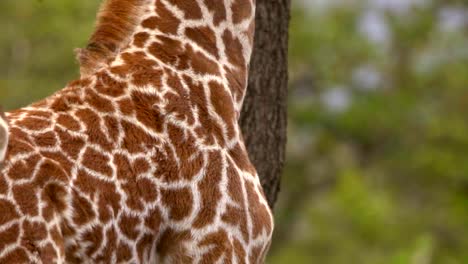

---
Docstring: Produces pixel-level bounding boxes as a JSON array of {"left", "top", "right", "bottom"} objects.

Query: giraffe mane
[{"left": 76, "top": 0, "right": 148, "bottom": 77}]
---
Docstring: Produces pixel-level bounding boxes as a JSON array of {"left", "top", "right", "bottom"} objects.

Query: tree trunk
[{"left": 240, "top": 0, "right": 290, "bottom": 210}]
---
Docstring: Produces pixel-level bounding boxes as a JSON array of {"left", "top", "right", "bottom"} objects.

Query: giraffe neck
[{"left": 80, "top": 0, "right": 256, "bottom": 116}]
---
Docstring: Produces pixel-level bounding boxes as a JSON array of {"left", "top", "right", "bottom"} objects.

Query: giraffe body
[{"left": 0, "top": 0, "right": 274, "bottom": 263}]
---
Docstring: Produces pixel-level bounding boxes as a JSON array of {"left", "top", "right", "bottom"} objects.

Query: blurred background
[{"left": 1, "top": 0, "right": 468, "bottom": 263}]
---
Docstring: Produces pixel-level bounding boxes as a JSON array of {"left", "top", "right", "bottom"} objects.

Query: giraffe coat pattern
[{"left": 0, "top": 0, "right": 273, "bottom": 263}]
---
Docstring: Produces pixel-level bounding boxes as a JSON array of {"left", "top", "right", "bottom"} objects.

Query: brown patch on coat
[
  {"left": 150, "top": 0, "right": 180, "bottom": 34},
  {"left": 0, "top": 248, "right": 29, "bottom": 263},
  {"left": 233, "top": 238, "right": 247, "bottom": 264},
  {"left": 94, "top": 71, "right": 127, "bottom": 97},
  {"left": 185, "top": 26, "right": 219, "bottom": 58},
  {"left": 38, "top": 152, "right": 73, "bottom": 182},
  {"left": 75, "top": 108, "right": 114, "bottom": 151},
  {"left": 167, "top": 124, "right": 203, "bottom": 181},
  {"left": 182, "top": 76, "right": 226, "bottom": 146},
  {"left": 245, "top": 182, "right": 273, "bottom": 239},
  {"left": 15, "top": 117, "right": 51, "bottom": 131},
  {"left": 57, "top": 114, "right": 81, "bottom": 131},
  {"left": 249, "top": 245, "right": 263, "bottom": 264},
  {"left": 120, "top": 119, "right": 160, "bottom": 153},
  {"left": 229, "top": 143, "right": 256, "bottom": 174},
  {"left": 39, "top": 243, "right": 61, "bottom": 264},
  {"left": 133, "top": 32, "right": 150, "bottom": 48},
  {"left": 185, "top": 44, "right": 220, "bottom": 75},
  {"left": 95, "top": 227, "right": 117, "bottom": 262},
  {"left": 71, "top": 192, "right": 96, "bottom": 225},
  {"left": 131, "top": 91, "right": 164, "bottom": 132},
  {"left": 8, "top": 154, "right": 41, "bottom": 180},
  {"left": 118, "top": 213, "right": 141, "bottom": 240},
  {"left": 117, "top": 242, "right": 133, "bottom": 262},
  {"left": 0, "top": 223, "right": 19, "bottom": 252},
  {"left": 164, "top": 70, "right": 194, "bottom": 124},
  {"left": 21, "top": 220, "right": 48, "bottom": 248},
  {"left": 84, "top": 89, "right": 115, "bottom": 113},
  {"left": 81, "top": 147, "right": 113, "bottom": 176},
  {"left": 103, "top": 116, "right": 120, "bottom": 143},
  {"left": 132, "top": 67, "right": 164, "bottom": 88},
  {"left": 0, "top": 172, "right": 7, "bottom": 195},
  {"left": 156, "top": 228, "right": 193, "bottom": 263},
  {"left": 198, "top": 229, "right": 232, "bottom": 263},
  {"left": 193, "top": 151, "right": 222, "bottom": 228},
  {"left": 43, "top": 182, "right": 68, "bottom": 215},
  {"left": 0, "top": 199, "right": 20, "bottom": 226},
  {"left": 32, "top": 132, "right": 56, "bottom": 148},
  {"left": 161, "top": 187, "right": 193, "bottom": 221},
  {"left": 168, "top": 0, "right": 202, "bottom": 20},
  {"left": 136, "top": 233, "right": 154, "bottom": 263},
  {"left": 205, "top": 0, "right": 227, "bottom": 25},
  {"left": 231, "top": 0, "right": 253, "bottom": 24},
  {"left": 121, "top": 177, "right": 158, "bottom": 212},
  {"left": 222, "top": 29, "right": 249, "bottom": 104},
  {"left": 56, "top": 128, "right": 85, "bottom": 160},
  {"left": 148, "top": 36, "right": 185, "bottom": 68},
  {"left": 209, "top": 81, "right": 237, "bottom": 139},
  {"left": 145, "top": 206, "right": 163, "bottom": 232},
  {"left": 221, "top": 160, "right": 249, "bottom": 241},
  {"left": 73, "top": 169, "right": 121, "bottom": 223},
  {"left": 13, "top": 183, "right": 39, "bottom": 216}
]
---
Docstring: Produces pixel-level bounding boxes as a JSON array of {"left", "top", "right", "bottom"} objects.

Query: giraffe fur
[
  {"left": 0, "top": 0, "right": 273, "bottom": 263},
  {"left": 76, "top": 0, "right": 148, "bottom": 77}
]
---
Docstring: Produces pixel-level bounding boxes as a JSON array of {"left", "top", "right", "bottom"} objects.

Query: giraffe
[{"left": 0, "top": 0, "right": 274, "bottom": 263}]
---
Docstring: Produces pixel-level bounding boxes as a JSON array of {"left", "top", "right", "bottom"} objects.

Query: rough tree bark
[{"left": 240, "top": 0, "right": 291, "bottom": 210}]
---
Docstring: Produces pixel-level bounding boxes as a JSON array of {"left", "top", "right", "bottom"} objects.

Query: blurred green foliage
[
  {"left": 1, "top": 0, "right": 467, "bottom": 263},
  {"left": 272, "top": 1, "right": 468, "bottom": 263},
  {"left": 0, "top": 0, "right": 98, "bottom": 108}
]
